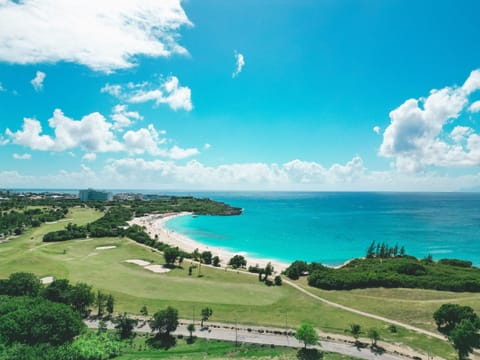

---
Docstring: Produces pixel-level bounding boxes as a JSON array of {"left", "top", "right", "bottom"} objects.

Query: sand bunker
[
  {"left": 40, "top": 276, "right": 54, "bottom": 284},
  {"left": 125, "top": 259, "right": 151, "bottom": 266},
  {"left": 96, "top": 246, "right": 117, "bottom": 250},
  {"left": 144, "top": 265, "right": 170, "bottom": 273}
]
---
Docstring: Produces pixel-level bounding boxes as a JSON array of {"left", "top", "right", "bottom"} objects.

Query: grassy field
[
  {"left": 0, "top": 207, "right": 464, "bottom": 359},
  {"left": 117, "top": 335, "right": 361, "bottom": 360},
  {"left": 295, "top": 277, "right": 480, "bottom": 333}
]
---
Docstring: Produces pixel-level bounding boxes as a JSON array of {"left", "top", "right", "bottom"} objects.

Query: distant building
[{"left": 79, "top": 189, "right": 113, "bottom": 201}]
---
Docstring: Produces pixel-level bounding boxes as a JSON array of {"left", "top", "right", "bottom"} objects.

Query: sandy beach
[{"left": 128, "top": 213, "right": 289, "bottom": 273}]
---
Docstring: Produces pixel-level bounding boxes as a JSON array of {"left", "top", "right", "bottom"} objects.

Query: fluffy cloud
[
  {"left": 469, "top": 101, "right": 480, "bottom": 113},
  {"left": 232, "top": 51, "right": 245, "bottom": 78},
  {"left": 204, "top": 143, "right": 211, "bottom": 150},
  {"left": 31, "top": 71, "right": 46, "bottom": 91},
  {"left": 6, "top": 109, "right": 122, "bottom": 152},
  {"left": 0, "top": 0, "right": 192, "bottom": 72},
  {"left": 111, "top": 104, "right": 143, "bottom": 130},
  {"left": 126, "top": 76, "right": 192, "bottom": 111},
  {"left": 373, "top": 126, "right": 381, "bottom": 134},
  {"left": 82, "top": 153, "right": 96, "bottom": 162},
  {"left": 4, "top": 109, "right": 198, "bottom": 160},
  {"left": 102, "top": 156, "right": 365, "bottom": 189},
  {"left": 379, "top": 69, "right": 480, "bottom": 171},
  {"left": 13, "top": 153, "right": 31, "bottom": 160}
]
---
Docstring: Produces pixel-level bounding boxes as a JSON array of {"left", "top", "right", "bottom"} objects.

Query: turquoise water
[{"left": 165, "top": 192, "right": 480, "bottom": 266}]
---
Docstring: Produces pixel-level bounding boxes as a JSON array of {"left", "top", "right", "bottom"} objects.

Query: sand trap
[
  {"left": 88, "top": 253, "right": 98, "bottom": 257},
  {"left": 96, "top": 246, "right": 117, "bottom": 250},
  {"left": 144, "top": 265, "right": 170, "bottom": 273},
  {"left": 125, "top": 259, "right": 151, "bottom": 266},
  {"left": 40, "top": 276, "right": 54, "bottom": 284}
]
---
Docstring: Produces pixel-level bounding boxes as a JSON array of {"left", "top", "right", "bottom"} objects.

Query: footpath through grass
[{"left": 0, "top": 207, "right": 460, "bottom": 359}]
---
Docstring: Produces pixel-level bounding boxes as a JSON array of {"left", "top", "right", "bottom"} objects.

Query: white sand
[
  {"left": 40, "top": 276, "right": 54, "bottom": 284},
  {"left": 125, "top": 259, "right": 151, "bottom": 266},
  {"left": 144, "top": 265, "right": 171, "bottom": 273},
  {"left": 96, "top": 246, "right": 117, "bottom": 250},
  {"left": 129, "top": 213, "right": 289, "bottom": 273}
]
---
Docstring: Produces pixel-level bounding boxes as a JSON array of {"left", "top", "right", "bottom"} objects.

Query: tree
[
  {"left": 98, "top": 319, "right": 108, "bottom": 333},
  {"left": 284, "top": 260, "right": 308, "bottom": 280},
  {"left": 150, "top": 306, "right": 179, "bottom": 336},
  {"left": 187, "top": 323, "right": 195, "bottom": 343},
  {"left": 96, "top": 290, "right": 106, "bottom": 317},
  {"left": 349, "top": 323, "right": 361, "bottom": 343},
  {"left": 201, "top": 307, "right": 213, "bottom": 327},
  {"left": 106, "top": 294, "right": 114, "bottom": 316},
  {"left": 140, "top": 305, "right": 149, "bottom": 317},
  {"left": 228, "top": 255, "right": 247, "bottom": 269},
  {"left": 4, "top": 272, "right": 41, "bottom": 297},
  {"left": 274, "top": 275, "right": 282, "bottom": 286},
  {"left": 41, "top": 278, "right": 71, "bottom": 304},
  {"left": 434, "top": 304, "right": 480, "bottom": 335},
  {"left": 295, "top": 323, "right": 319, "bottom": 349},
  {"left": 164, "top": 247, "right": 179, "bottom": 266},
  {"left": 201, "top": 251, "right": 212, "bottom": 265},
  {"left": 212, "top": 256, "right": 220, "bottom": 267},
  {"left": 264, "top": 262, "right": 274, "bottom": 281},
  {"left": 367, "top": 328, "right": 380, "bottom": 347},
  {"left": 449, "top": 319, "right": 480, "bottom": 360},
  {"left": 114, "top": 312, "right": 138, "bottom": 339},
  {"left": 0, "top": 296, "right": 85, "bottom": 346},
  {"left": 366, "top": 241, "right": 375, "bottom": 258},
  {"left": 69, "top": 282, "right": 95, "bottom": 316}
]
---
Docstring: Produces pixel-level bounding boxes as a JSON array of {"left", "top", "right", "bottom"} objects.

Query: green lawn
[
  {"left": 295, "top": 277, "right": 480, "bottom": 333},
  {"left": 0, "top": 208, "right": 460, "bottom": 359}
]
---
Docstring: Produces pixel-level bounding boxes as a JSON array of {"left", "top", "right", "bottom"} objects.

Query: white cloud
[
  {"left": 6, "top": 109, "right": 123, "bottom": 152},
  {"left": 13, "top": 153, "right": 31, "bottom": 160},
  {"left": 469, "top": 101, "right": 480, "bottom": 113},
  {"left": 462, "top": 69, "right": 480, "bottom": 95},
  {"left": 167, "top": 145, "right": 199, "bottom": 160},
  {"left": 82, "top": 153, "right": 96, "bottom": 162},
  {"left": 111, "top": 104, "right": 143, "bottom": 130},
  {"left": 232, "top": 51, "right": 245, "bottom": 78},
  {"left": 101, "top": 84, "right": 122, "bottom": 97},
  {"left": 123, "top": 124, "right": 164, "bottom": 155},
  {"left": 127, "top": 76, "right": 192, "bottom": 111},
  {"left": 0, "top": 0, "right": 192, "bottom": 72},
  {"left": 204, "top": 143, "right": 211, "bottom": 150},
  {"left": 373, "top": 126, "right": 381, "bottom": 134},
  {"left": 379, "top": 69, "right": 480, "bottom": 171},
  {"left": 0, "top": 82, "right": 5, "bottom": 91},
  {"left": 30, "top": 71, "right": 46, "bottom": 91}
]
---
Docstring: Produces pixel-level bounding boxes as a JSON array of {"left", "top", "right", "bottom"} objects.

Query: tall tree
[
  {"left": 114, "top": 312, "right": 138, "bottom": 339},
  {"left": 367, "top": 328, "right": 380, "bottom": 347},
  {"left": 106, "top": 294, "right": 114, "bottom": 316},
  {"left": 349, "top": 323, "right": 361, "bottom": 343},
  {"left": 150, "top": 306, "right": 179, "bottom": 336},
  {"left": 295, "top": 323, "right": 319, "bottom": 349},
  {"left": 69, "top": 282, "right": 95, "bottom": 316},
  {"left": 96, "top": 290, "right": 106, "bottom": 317},
  {"left": 449, "top": 319, "right": 480, "bottom": 360},
  {"left": 163, "top": 247, "right": 179, "bottom": 266},
  {"left": 201, "top": 307, "right": 213, "bottom": 327},
  {"left": 4, "top": 272, "right": 41, "bottom": 297}
]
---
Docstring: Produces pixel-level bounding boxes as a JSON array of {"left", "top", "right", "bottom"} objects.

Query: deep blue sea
[{"left": 165, "top": 192, "right": 480, "bottom": 266}]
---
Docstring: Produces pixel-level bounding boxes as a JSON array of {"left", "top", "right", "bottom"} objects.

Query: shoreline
[{"left": 129, "top": 213, "right": 290, "bottom": 273}]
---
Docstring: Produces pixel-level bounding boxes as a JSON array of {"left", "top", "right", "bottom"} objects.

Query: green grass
[
  {"left": 0, "top": 208, "right": 461, "bottom": 359},
  {"left": 295, "top": 277, "right": 480, "bottom": 333},
  {"left": 117, "top": 335, "right": 360, "bottom": 360}
]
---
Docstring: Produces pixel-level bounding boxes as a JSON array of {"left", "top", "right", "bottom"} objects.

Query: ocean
[{"left": 165, "top": 192, "right": 480, "bottom": 266}]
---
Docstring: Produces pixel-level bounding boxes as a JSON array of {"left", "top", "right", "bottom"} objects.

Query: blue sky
[{"left": 1, "top": 0, "right": 480, "bottom": 191}]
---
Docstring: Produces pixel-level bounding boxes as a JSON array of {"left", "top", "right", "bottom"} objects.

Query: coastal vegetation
[{"left": 285, "top": 243, "right": 480, "bottom": 292}]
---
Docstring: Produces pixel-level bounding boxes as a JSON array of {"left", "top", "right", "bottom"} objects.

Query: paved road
[{"left": 85, "top": 319, "right": 413, "bottom": 360}]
